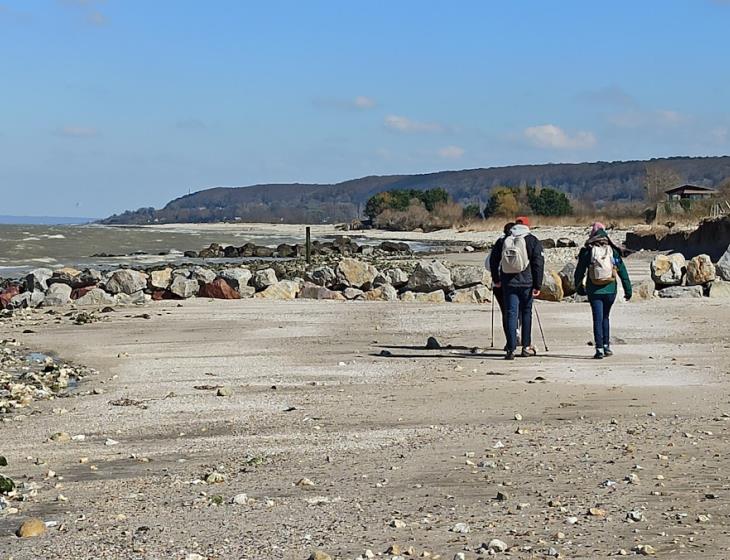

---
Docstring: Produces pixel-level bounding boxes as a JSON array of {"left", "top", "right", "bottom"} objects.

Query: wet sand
[{"left": 2, "top": 291, "right": 730, "bottom": 559}]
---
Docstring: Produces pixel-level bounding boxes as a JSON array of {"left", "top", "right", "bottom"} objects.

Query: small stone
[
  {"left": 697, "top": 514, "right": 710, "bottom": 523},
  {"left": 387, "top": 544, "right": 402, "bottom": 555},
  {"left": 451, "top": 522, "right": 469, "bottom": 534},
  {"left": 216, "top": 387, "right": 233, "bottom": 397},
  {"left": 205, "top": 471, "right": 226, "bottom": 484},
  {"left": 296, "top": 477, "right": 315, "bottom": 487},
  {"left": 588, "top": 507, "right": 606, "bottom": 517},
  {"left": 453, "top": 554, "right": 466, "bottom": 560},
  {"left": 104, "top": 438, "right": 119, "bottom": 446},
  {"left": 496, "top": 491, "right": 509, "bottom": 501},
  {"left": 565, "top": 516, "right": 578, "bottom": 525},
  {"left": 50, "top": 432, "right": 71, "bottom": 443},
  {"left": 634, "top": 544, "right": 656, "bottom": 556},
  {"left": 390, "top": 519, "right": 407, "bottom": 529},
  {"left": 16, "top": 518, "right": 46, "bottom": 538},
  {"left": 627, "top": 510, "right": 643, "bottom": 522},
  {"left": 487, "top": 538, "right": 508, "bottom": 552},
  {"left": 308, "top": 552, "right": 332, "bottom": 560},
  {"left": 232, "top": 493, "right": 249, "bottom": 505},
  {"left": 514, "top": 413, "right": 523, "bottom": 421}
]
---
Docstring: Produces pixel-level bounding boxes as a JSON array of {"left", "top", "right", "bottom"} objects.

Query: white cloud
[
  {"left": 524, "top": 124, "right": 596, "bottom": 149},
  {"left": 352, "top": 96, "right": 376, "bottom": 109},
  {"left": 384, "top": 115, "right": 445, "bottom": 133},
  {"left": 55, "top": 125, "right": 99, "bottom": 138},
  {"left": 437, "top": 145, "right": 465, "bottom": 159}
]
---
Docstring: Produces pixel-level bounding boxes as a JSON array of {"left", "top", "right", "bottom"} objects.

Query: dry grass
[{"left": 460, "top": 214, "right": 645, "bottom": 232}]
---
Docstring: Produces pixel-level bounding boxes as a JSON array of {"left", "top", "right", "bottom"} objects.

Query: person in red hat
[{"left": 490, "top": 216, "right": 545, "bottom": 360}]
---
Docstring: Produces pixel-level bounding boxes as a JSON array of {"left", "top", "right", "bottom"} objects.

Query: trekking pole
[
  {"left": 534, "top": 302, "right": 548, "bottom": 352},
  {"left": 490, "top": 291, "right": 495, "bottom": 348}
]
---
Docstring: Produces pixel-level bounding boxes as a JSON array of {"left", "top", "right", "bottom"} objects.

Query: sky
[{"left": 1, "top": 0, "right": 729, "bottom": 217}]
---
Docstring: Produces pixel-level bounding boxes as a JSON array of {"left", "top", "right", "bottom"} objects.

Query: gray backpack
[{"left": 501, "top": 235, "right": 529, "bottom": 274}]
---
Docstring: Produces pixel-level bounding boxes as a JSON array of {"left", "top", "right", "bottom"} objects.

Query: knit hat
[
  {"left": 515, "top": 216, "right": 530, "bottom": 227},
  {"left": 590, "top": 222, "right": 605, "bottom": 235}
]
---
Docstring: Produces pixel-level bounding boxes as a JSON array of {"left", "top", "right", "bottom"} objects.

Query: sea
[{"left": 0, "top": 224, "right": 429, "bottom": 279}]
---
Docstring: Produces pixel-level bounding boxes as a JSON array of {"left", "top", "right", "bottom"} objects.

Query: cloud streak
[
  {"left": 437, "top": 145, "right": 464, "bottom": 159},
  {"left": 55, "top": 125, "right": 100, "bottom": 138},
  {"left": 384, "top": 115, "right": 446, "bottom": 134},
  {"left": 524, "top": 124, "right": 596, "bottom": 149},
  {"left": 314, "top": 95, "right": 376, "bottom": 111}
]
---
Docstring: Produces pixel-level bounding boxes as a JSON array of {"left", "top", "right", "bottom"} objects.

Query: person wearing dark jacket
[
  {"left": 487, "top": 222, "right": 515, "bottom": 347},
  {"left": 491, "top": 216, "right": 545, "bottom": 360},
  {"left": 574, "top": 223, "right": 632, "bottom": 359}
]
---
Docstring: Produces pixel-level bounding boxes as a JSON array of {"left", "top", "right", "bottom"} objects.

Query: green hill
[{"left": 101, "top": 155, "right": 730, "bottom": 224}]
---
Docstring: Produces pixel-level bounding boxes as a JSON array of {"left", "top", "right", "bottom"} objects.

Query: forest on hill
[{"left": 101, "top": 156, "right": 730, "bottom": 224}]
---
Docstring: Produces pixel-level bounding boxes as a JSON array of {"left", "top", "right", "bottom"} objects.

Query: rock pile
[
  {"left": 650, "top": 248, "right": 730, "bottom": 299},
  {"left": 0, "top": 338, "right": 94, "bottom": 413},
  {"left": 0, "top": 259, "right": 494, "bottom": 308}
]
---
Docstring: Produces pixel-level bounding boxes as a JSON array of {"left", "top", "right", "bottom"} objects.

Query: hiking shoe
[
  {"left": 520, "top": 346, "right": 537, "bottom": 358},
  {"left": 593, "top": 349, "right": 604, "bottom": 360},
  {"left": 505, "top": 351, "right": 515, "bottom": 361},
  {"left": 603, "top": 346, "right": 613, "bottom": 357}
]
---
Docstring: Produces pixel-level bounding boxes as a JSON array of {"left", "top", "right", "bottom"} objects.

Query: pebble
[
  {"left": 390, "top": 519, "right": 407, "bottom": 529},
  {"left": 205, "top": 472, "right": 226, "bottom": 484},
  {"left": 16, "top": 518, "right": 46, "bottom": 538},
  {"left": 296, "top": 477, "right": 315, "bottom": 487},
  {"left": 487, "top": 538, "right": 508, "bottom": 552},
  {"left": 308, "top": 552, "right": 332, "bottom": 560},
  {"left": 451, "top": 522, "right": 469, "bottom": 534},
  {"left": 634, "top": 544, "right": 656, "bottom": 555},
  {"left": 50, "top": 432, "right": 71, "bottom": 443},
  {"left": 104, "top": 438, "right": 119, "bottom": 446},
  {"left": 216, "top": 386, "right": 233, "bottom": 397},
  {"left": 514, "top": 413, "right": 523, "bottom": 421},
  {"left": 232, "top": 493, "right": 249, "bottom": 505}
]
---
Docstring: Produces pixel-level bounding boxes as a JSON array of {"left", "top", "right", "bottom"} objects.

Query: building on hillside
[{"left": 664, "top": 184, "right": 718, "bottom": 201}]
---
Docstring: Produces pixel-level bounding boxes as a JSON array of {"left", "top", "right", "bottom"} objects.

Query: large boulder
[
  {"left": 717, "top": 245, "right": 730, "bottom": 281},
  {"left": 657, "top": 285, "right": 704, "bottom": 298},
  {"left": 651, "top": 254, "right": 686, "bottom": 286},
  {"left": 25, "top": 268, "right": 53, "bottom": 292},
  {"left": 633, "top": 279, "right": 656, "bottom": 300},
  {"left": 191, "top": 266, "right": 216, "bottom": 284},
  {"left": 400, "top": 290, "right": 447, "bottom": 303},
  {"left": 335, "top": 258, "right": 378, "bottom": 289},
  {"left": 557, "top": 238, "right": 577, "bottom": 248},
  {"left": 48, "top": 267, "right": 82, "bottom": 287},
  {"left": 149, "top": 268, "right": 173, "bottom": 290},
  {"left": 170, "top": 275, "right": 199, "bottom": 299},
  {"left": 558, "top": 262, "right": 577, "bottom": 297},
  {"left": 686, "top": 254, "right": 716, "bottom": 286},
  {"left": 74, "top": 288, "right": 115, "bottom": 306},
  {"left": 219, "top": 267, "right": 252, "bottom": 291},
  {"left": 306, "top": 266, "right": 337, "bottom": 288},
  {"left": 405, "top": 261, "right": 452, "bottom": 293},
  {"left": 0, "top": 286, "right": 21, "bottom": 309},
  {"left": 384, "top": 268, "right": 409, "bottom": 288},
  {"left": 106, "top": 269, "right": 148, "bottom": 295},
  {"left": 363, "top": 285, "right": 399, "bottom": 301},
  {"left": 115, "top": 291, "right": 149, "bottom": 305},
  {"left": 43, "top": 283, "right": 72, "bottom": 306},
  {"left": 342, "top": 287, "right": 364, "bottom": 300},
  {"left": 536, "top": 271, "right": 564, "bottom": 302},
  {"left": 199, "top": 278, "right": 241, "bottom": 299},
  {"left": 450, "top": 266, "right": 483, "bottom": 289},
  {"left": 379, "top": 241, "right": 410, "bottom": 253},
  {"left": 298, "top": 283, "right": 346, "bottom": 301},
  {"left": 253, "top": 268, "right": 278, "bottom": 291},
  {"left": 10, "top": 290, "right": 45, "bottom": 309},
  {"left": 709, "top": 280, "right": 730, "bottom": 299},
  {"left": 449, "top": 285, "right": 490, "bottom": 304},
  {"left": 254, "top": 280, "right": 301, "bottom": 300}
]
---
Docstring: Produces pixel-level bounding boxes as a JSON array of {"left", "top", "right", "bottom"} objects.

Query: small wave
[
  {"left": 43, "top": 234, "right": 66, "bottom": 239},
  {"left": 22, "top": 237, "right": 41, "bottom": 241},
  {"left": 31, "top": 257, "right": 58, "bottom": 263}
]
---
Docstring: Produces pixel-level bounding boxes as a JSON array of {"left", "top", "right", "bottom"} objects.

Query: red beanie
[{"left": 515, "top": 216, "right": 530, "bottom": 227}]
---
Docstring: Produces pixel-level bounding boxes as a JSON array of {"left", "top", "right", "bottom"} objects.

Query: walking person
[
  {"left": 573, "top": 222, "right": 632, "bottom": 359},
  {"left": 491, "top": 217, "right": 544, "bottom": 360},
  {"left": 487, "top": 222, "right": 515, "bottom": 349}
]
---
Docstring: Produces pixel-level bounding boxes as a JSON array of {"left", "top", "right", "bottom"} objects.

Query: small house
[{"left": 664, "top": 184, "right": 718, "bottom": 201}]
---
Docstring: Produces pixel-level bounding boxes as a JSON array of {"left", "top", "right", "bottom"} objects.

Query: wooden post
[{"left": 305, "top": 226, "right": 311, "bottom": 264}]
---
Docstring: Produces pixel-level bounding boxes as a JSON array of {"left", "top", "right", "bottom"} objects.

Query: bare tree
[{"left": 643, "top": 164, "right": 683, "bottom": 203}]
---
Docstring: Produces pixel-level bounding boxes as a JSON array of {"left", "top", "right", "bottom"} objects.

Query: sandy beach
[{"left": 2, "top": 277, "right": 729, "bottom": 558}]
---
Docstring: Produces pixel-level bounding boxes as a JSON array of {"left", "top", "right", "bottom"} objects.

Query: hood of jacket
[{"left": 509, "top": 224, "right": 531, "bottom": 238}]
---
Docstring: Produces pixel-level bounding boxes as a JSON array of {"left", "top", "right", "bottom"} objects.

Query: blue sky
[{"left": 1, "top": 0, "right": 729, "bottom": 217}]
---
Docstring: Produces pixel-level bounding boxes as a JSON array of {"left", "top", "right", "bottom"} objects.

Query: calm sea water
[{"left": 0, "top": 224, "right": 427, "bottom": 279}]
